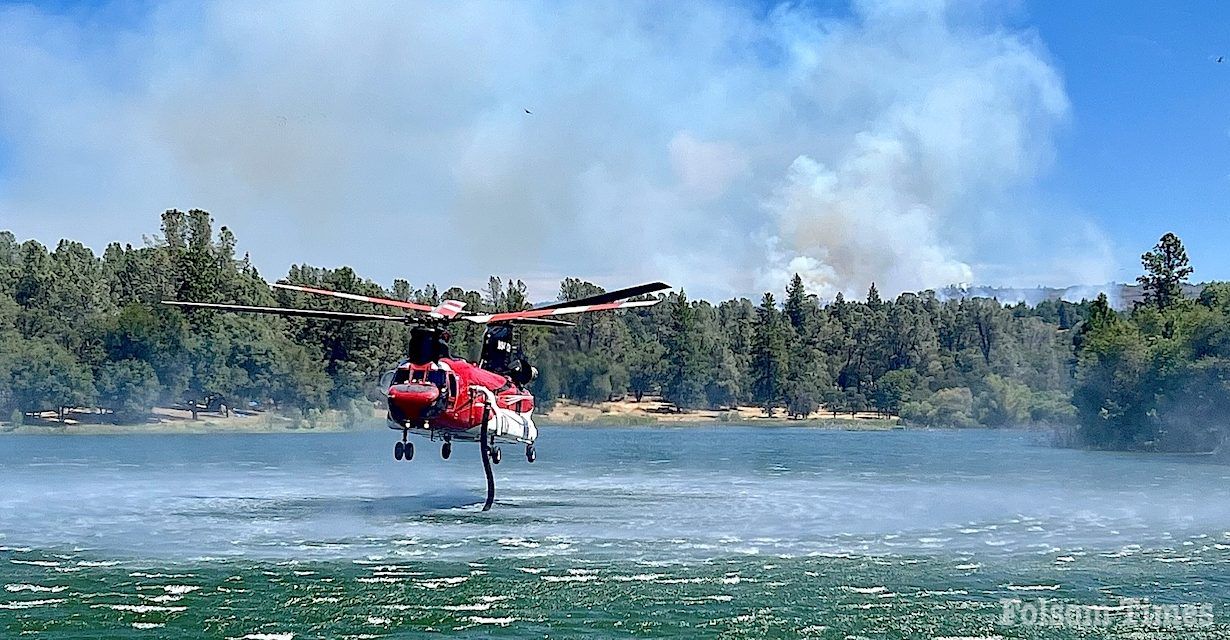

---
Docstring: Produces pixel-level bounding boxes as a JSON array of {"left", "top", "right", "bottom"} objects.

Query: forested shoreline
[
  {"left": 1072, "top": 234, "right": 1230, "bottom": 453},
  {"left": 0, "top": 211, "right": 1226, "bottom": 452}
]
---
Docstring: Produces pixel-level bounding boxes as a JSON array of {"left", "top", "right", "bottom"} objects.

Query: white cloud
[{"left": 0, "top": 0, "right": 1093, "bottom": 300}]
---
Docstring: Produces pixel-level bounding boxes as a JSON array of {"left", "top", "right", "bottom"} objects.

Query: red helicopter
[{"left": 164, "top": 280, "right": 670, "bottom": 510}]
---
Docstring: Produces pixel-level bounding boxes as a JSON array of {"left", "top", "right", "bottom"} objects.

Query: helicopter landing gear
[
  {"left": 441, "top": 439, "right": 452, "bottom": 460},
  {"left": 525, "top": 444, "right": 536, "bottom": 463},
  {"left": 490, "top": 445, "right": 502, "bottom": 465},
  {"left": 395, "top": 430, "right": 413, "bottom": 461}
]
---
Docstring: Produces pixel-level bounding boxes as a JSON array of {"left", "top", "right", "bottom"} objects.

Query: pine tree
[
  {"left": 14, "top": 240, "right": 51, "bottom": 310},
  {"left": 866, "top": 282, "right": 882, "bottom": 309},
  {"left": 750, "top": 292, "right": 788, "bottom": 415},
  {"left": 784, "top": 273, "right": 811, "bottom": 335},
  {"left": 1137, "top": 232, "right": 1193, "bottom": 310},
  {"left": 662, "top": 291, "right": 706, "bottom": 410},
  {"left": 485, "top": 276, "right": 504, "bottom": 311}
]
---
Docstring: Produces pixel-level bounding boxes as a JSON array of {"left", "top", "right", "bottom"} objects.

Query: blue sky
[
  {"left": 1024, "top": 2, "right": 1230, "bottom": 283},
  {"left": 0, "top": 0, "right": 1226, "bottom": 299}
]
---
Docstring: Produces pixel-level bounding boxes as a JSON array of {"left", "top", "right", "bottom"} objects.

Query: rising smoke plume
[
  {"left": 0, "top": 1, "right": 1098, "bottom": 300},
  {"left": 757, "top": 0, "right": 1072, "bottom": 298}
]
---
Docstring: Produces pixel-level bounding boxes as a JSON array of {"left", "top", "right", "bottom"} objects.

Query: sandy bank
[
  {"left": 1, "top": 398, "right": 903, "bottom": 435},
  {"left": 0, "top": 406, "right": 382, "bottom": 436},
  {"left": 538, "top": 397, "right": 902, "bottom": 429}
]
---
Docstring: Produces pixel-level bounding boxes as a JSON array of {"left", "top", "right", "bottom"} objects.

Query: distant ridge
[{"left": 938, "top": 282, "right": 1209, "bottom": 310}]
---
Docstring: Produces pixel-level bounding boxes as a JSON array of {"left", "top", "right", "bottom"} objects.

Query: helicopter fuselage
[{"left": 385, "top": 357, "right": 537, "bottom": 445}]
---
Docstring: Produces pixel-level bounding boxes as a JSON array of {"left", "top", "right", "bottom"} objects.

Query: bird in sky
[
  {"left": 1218, "top": 56, "right": 1225, "bottom": 63},
  {"left": 524, "top": 108, "right": 533, "bottom": 114}
]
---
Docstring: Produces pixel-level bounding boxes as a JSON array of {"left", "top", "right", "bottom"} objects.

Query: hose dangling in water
[{"left": 479, "top": 404, "right": 495, "bottom": 511}]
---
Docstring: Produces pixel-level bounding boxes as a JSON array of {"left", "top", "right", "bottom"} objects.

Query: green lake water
[{"left": 2, "top": 427, "right": 1228, "bottom": 638}]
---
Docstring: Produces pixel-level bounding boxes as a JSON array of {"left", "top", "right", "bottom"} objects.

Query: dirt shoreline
[
  {"left": 0, "top": 406, "right": 379, "bottom": 436},
  {"left": 537, "top": 397, "right": 902, "bottom": 429},
  {"left": 1, "top": 398, "right": 906, "bottom": 435}
]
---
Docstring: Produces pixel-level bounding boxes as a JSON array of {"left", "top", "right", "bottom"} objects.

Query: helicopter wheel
[
  {"left": 490, "top": 446, "right": 502, "bottom": 465},
  {"left": 394, "top": 441, "right": 404, "bottom": 460},
  {"left": 441, "top": 441, "right": 452, "bottom": 460},
  {"left": 403, "top": 442, "right": 414, "bottom": 461},
  {"left": 525, "top": 444, "right": 536, "bottom": 463}
]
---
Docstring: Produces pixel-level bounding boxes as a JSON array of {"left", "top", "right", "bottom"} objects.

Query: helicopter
[{"left": 164, "top": 280, "right": 670, "bottom": 510}]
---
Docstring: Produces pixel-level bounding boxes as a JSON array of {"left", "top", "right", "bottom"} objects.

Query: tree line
[
  {"left": 4, "top": 210, "right": 1217, "bottom": 451},
  {"left": 1072, "top": 233, "right": 1230, "bottom": 452}
]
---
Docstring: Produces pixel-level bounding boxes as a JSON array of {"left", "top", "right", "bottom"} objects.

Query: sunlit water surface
[{"left": 2, "top": 427, "right": 1229, "bottom": 638}]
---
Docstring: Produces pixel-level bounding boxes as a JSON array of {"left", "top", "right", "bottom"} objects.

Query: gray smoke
[
  {"left": 757, "top": 1, "right": 1073, "bottom": 298},
  {"left": 0, "top": 0, "right": 1102, "bottom": 299}
]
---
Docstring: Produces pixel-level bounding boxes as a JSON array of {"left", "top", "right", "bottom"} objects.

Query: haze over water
[{"left": 2, "top": 427, "right": 1229, "bottom": 638}]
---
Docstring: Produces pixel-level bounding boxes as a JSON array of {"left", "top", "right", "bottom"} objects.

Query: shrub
[{"left": 901, "top": 387, "right": 976, "bottom": 428}]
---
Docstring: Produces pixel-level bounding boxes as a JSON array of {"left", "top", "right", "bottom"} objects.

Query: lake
[{"left": 1, "top": 426, "right": 1228, "bottom": 638}]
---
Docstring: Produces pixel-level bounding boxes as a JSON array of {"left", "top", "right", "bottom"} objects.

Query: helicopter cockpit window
[
  {"left": 408, "top": 326, "right": 445, "bottom": 365},
  {"left": 448, "top": 373, "right": 458, "bottom": 398},
  {"left": 390, "top": 368, "right": 409, "bottom": 385},
  {"left": 427, "top": 369, "right": 448, "bottom": 392}
]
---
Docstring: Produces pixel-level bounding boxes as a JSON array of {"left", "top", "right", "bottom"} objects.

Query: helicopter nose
[{"left": 389, "top": 383, "right": 441, "bottom": 419}]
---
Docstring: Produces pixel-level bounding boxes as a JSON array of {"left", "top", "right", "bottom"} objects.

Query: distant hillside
[{"left": 938, "top": 283, "right": 1208, "bottom": 310}]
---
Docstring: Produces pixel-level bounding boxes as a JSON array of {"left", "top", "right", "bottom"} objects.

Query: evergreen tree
[
  {"left": 626, "top": 337, "right": 664, "bottom": 402},
  {"left": 783, "top": 273, "right": 812, "bottom": 335},
  {"left": 0, "top": 231, "right": 20, "bottom": 298},
  {"left": 706, "top": 347, "right": 742, "bottom": 409},
  {"left": 1137, "top": 232, "right": 1193, "bottom": 310},
  {"left": 750, "top": 292, "right": 788, "bottom": 415},
  {"left": 14, "top": 240, "right": 51, "bottom": 311},
  {"left": 866, "top": 282, "right": 883, "bottom": 309},
  {"left": 662, "top": 291, "right": 705, "bottom": 410}
]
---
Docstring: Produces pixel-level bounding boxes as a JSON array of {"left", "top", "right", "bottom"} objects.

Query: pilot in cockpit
[{"left": 437, "top": 329, "right": 451, "bottom": 359}]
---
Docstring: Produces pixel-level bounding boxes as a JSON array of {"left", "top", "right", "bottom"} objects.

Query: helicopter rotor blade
[
  {"left": 177, "top": 281, "right": 668, "bottom": 326},
  {"left": 429, "top": 299, "right": 467, "bottom": 318},
  {"left": 531, "top": 281, "right": 671, "bottom": 311},
  {"left": 463, "top": 299, "right": 659, "bottom": 324},
  {"left": 456, "top": 316, "right": 575, "bottom": 327},
  {"left": 162, "top": 301, "right": 409, "bottom": 323},
  {"left": 507, "top": 317, "right": 576, "bottom": 327},
  {"left": 274, "top": 282, "right": 468, "bottom": 319},
  {"left": 273, "top": 282, "right": 438, "bottom": 313}
]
